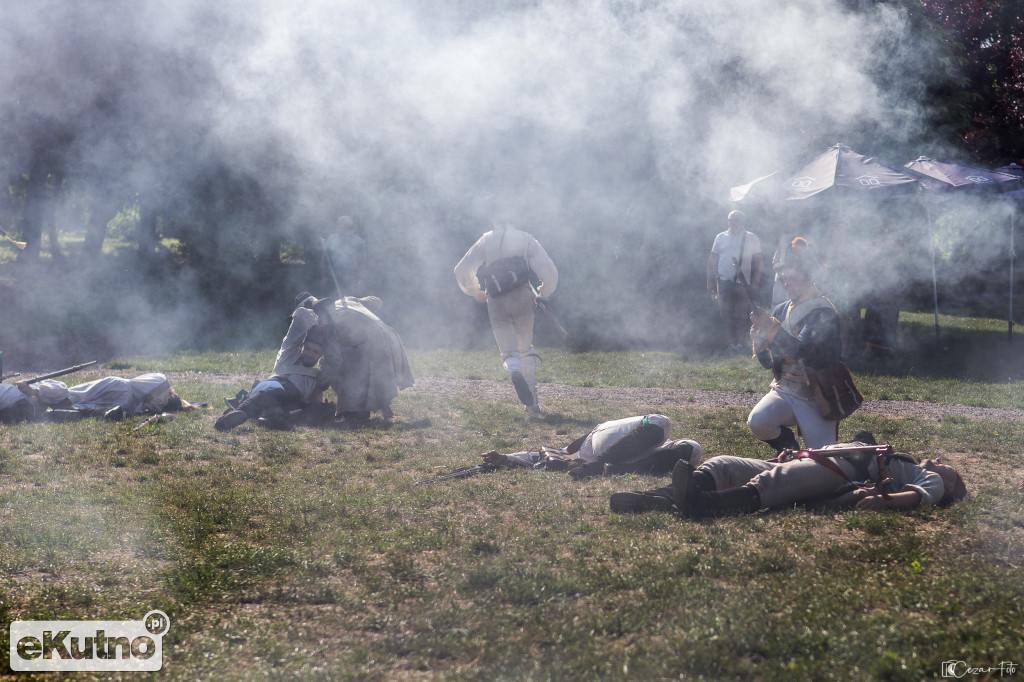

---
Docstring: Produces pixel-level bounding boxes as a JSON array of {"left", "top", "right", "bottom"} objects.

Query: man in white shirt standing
[
  {"left": 455, "top": 220, "right": 558, "bottom": 412},
  {"left": 706, "top": 210, "right": 763, "bottom": 354}
]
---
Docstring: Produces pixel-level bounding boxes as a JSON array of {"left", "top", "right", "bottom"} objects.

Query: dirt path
[
  {"left": 40, "top": 369, "right": 1024, "bottom": 423},
  {"left": 402, "top": 376, "right": 1024, "bottom": 423}
]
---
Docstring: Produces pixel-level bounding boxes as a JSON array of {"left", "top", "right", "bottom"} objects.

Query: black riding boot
[
  {"left": 609, "top": 488, "right": 674, "bottom": 513},
  {"left": 674, "top": 460, "right": 762, "bottom": 519},
  {"left": 690, "top": 486, "right": 762, "bottom": 519},
  {"left": 692, "top": 470, "right": 716, "bottom": 493},
  {"left": 763, "top": 426, "right": 799, "bottom": 453},
  {"left": 609, "top": 466, "right": 716, "bottom": 514}
]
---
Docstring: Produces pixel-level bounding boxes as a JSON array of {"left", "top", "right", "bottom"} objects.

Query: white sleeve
[
  {"left": 35, "top": 379, "right": 70, "bottom": 405},
  {"left": 527, "top": 236, "right": 558, "bottom": 298},
  {"left": 454, "top": 235, "right": 487, "bottom": 297},
  {"left": 889, "top": 459, "right": 945, "bottom": 507}
]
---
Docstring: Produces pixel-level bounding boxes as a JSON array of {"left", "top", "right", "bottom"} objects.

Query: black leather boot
[
  {"left": 609, "top": 489, "right": 674, "bottom": 513},
  {"left": 692, "top": 470, "right": 716, "bottom": 492},
  {"left": 672, "top": 460, "right": 696, "bottom": 518},
  {"left": 690, "top": 486, "right": 762, "bottom": 519},
  {"left": 764, "top": 426, "right": 799, "bottom": 453}
]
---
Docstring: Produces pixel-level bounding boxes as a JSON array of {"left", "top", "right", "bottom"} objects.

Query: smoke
[{"left": 0, "top": 0, "right": 1015, "bottom": 362}]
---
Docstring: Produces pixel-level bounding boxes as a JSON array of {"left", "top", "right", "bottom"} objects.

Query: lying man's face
[
  {"left": 922, "top": 458, "right": 967, "bottom": 505},
  {"left": 300, "top": 342, "right": 324, "bottom": 367}
]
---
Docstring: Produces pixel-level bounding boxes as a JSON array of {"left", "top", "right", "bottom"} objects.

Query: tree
[{"left": 917, "top": 0, "right": 1024, "bottom": 164}]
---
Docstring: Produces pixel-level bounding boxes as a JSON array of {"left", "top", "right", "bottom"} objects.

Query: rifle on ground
[
  {"left": 414, "top": 462, "right": 499, "bottom": 486},
  {"left": 20, "top": 361, "right": 98, "bottom": 385},
  {"left": 531, "top": 284, "right": 574, "bottom": 347},
  {"left": 134, "top": 412, "right": 174, "bottom": 432}
]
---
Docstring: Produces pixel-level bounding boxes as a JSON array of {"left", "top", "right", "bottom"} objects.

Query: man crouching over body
[{"left": 313, "top": 295, "right": 414, "bottom": 422}]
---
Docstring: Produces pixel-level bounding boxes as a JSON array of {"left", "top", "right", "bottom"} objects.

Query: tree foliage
[{"left": 916, "top": 0, "right": 1024, "bottom": 163}]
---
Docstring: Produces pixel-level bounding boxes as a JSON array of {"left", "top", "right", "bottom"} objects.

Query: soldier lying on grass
[
  {"left": 610, "top": 431, "right": 967, "bottom": 517},
  {"left": 418, "top": 415, "right": 703, "bottom": 484},
  {"left": 9, "top": 373, "right": 201, "bottom": 422}
]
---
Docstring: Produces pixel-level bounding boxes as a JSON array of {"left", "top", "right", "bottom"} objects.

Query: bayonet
[{"left": 414, "top": 462, "right": 499, "bottom": 486}]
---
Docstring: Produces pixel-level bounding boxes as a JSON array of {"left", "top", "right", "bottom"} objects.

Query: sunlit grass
[
  {"left": 0, "top": 383, "right": 1020, "bottom": 679},
  {"left": 4, "top": 314, "right": 1010, "bottom": 676},
  {"left": 107, "top": 307, "right": 1024, "bottom": 410}
]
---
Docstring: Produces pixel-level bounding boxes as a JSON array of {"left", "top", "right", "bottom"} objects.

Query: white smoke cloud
[{"left": 1, "top": 0, "right": 1013, "bottom": 358}]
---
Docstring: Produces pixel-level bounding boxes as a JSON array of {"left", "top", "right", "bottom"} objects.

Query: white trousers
[
  {"left": 487, "top": 285, "right": 538, "bottom": 392},
  {"left": 747, "top": 385, "right": 837, "bottom": 448}
]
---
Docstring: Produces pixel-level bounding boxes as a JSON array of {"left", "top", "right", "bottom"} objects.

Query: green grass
[
  {"left": 120, "top": 308, "right": 1024, "bottom": 410},
  {"left": 0, "top": 316, "right": 1021, "bottom": 679},
  {"left": 0, "top": 394, "right": 1020, "bottom": 680}
]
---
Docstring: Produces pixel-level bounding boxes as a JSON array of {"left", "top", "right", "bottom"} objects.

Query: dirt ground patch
[
  {"left": 402, "top": 376, "right": 1024, "bottom": 423},
  {"left": 20, "top": 368, "right": 1024, "bottom": 423}
]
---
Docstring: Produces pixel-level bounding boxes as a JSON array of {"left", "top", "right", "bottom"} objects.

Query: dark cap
[{"left": 303, "top": 325, "right": 329, "bottom": 348}]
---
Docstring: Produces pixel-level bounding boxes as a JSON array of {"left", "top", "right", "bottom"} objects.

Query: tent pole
[
  {"left": 928, "top": 203, "right": 940, "bottom": 341},
  {"left": 1011, "top": 209, "right": 1016, "bottom": 343}
]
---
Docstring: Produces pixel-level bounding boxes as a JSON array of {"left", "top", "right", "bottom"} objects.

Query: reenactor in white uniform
[{"left": 455, "top": 221, "right": 558, "bottom": 412}]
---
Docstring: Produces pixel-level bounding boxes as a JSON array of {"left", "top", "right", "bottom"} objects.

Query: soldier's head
[
  {"left": 294, "top": 291, "right": 317, "bottom": 310},
  {"left": 727, "top": 210, "right": 746, "bottom": 234},
  {"left": 335, "top": 215, "right": 355, "bottom": 235},
  {"left": 164, "top": 389, "right": 200, "bottom": 413},
  {"left": 922, "top": 458, "right": 968, "bottom": 506},
  {"left": 300, "top": 326, "right": 329, "bottom": 366},
  {"left": 775, "top": 236, "right": 821, "bottom": 296}
]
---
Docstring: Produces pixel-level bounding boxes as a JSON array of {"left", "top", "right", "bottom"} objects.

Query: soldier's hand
[
  {"left": 481, "top": 450, "right": 507, "bottom": 466},
  {"left": 750, "top": 307, "right": 771, "bottom": 329},
  {"left": 474, "top": 292, "right": 488, "bottom": 304},
  {"left": 854, "top": 495, "right": 890, "bottom": 510}
]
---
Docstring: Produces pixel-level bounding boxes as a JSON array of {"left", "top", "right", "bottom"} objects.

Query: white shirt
[
  {"left": 711, "top": 229, "right": 761, "bottom": 282},
  {"left": 577, "top": 414, "right": 673, "bottom": 463},
  {"left": 67, "top": 373, "right": 173, "bottom": 415},
  {"left": 454, "top": 227, "right": 559, "bottom": 299},
  {"left": 0, "top": 384, "right": 27, "bottom": 410}
]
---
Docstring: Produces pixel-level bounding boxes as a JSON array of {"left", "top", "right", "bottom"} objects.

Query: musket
[
  {"left": 0, "top": 373, "right": 21, "bottom": 382},
  {"left": 20, "top": 361, "right": 98, "bottom": 385},
  {"left": 531, "top": 284, "right": 574, "bottom": 347},
  {"left": 732, "top": 256, "right": 761, "bottom": 316},
  {"left": 414, "top": 462, "right": 498, "bottom": 486},
  {"left": 321, "top": 235, "right": 345, "bottom": 300},
  {"left": 0, "top": 227, "right": 26, "bottom": 250},
  {"left": 782, "top": 444, "right": 896, "bottom": 497}
]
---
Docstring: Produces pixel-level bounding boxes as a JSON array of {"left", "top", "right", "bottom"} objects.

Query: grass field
[{"left": 0, "top": 314, "right": 1022, "bottom": 680}]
